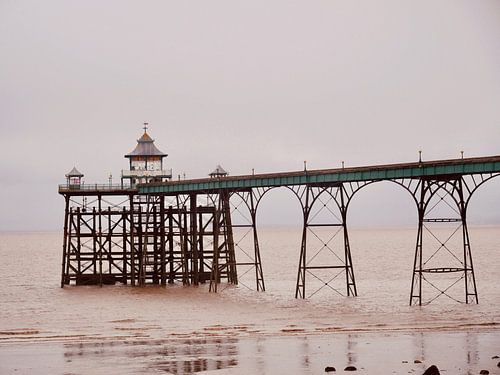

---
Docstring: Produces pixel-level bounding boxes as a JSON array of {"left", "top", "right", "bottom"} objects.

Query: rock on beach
[{"left": 422, "top": 365, "right": 440, "bottom": 375}]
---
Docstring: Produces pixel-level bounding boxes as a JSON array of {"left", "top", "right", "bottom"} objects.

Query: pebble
[
  {"left": 324, "top": 366, "right": 336, "bottom": 372},
  {"left": 422, "top": 365, "right": 440, "bottom": 375},
  {"left": 344, "top": 366, "right": 357, "bottom": 371},
  {"left": 492, "top": 356, "right": 499, "bottom": 359},
  {"left": 414, "top": 360, "right": 422, "bottom": 364},
  {"left": 479, "top": 371, "right": 489, "bottom": 375}
]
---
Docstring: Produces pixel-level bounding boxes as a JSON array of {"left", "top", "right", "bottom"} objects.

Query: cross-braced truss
[
  {"left": 228, "top": 188, "right": 270, "bottom": 291},
  {"left": 292, "top": 183, "right": 361, "bottom": 299},
  {"left": 408, "top": 174, "right": 499, "bottom": 305},
  {"left": 59, "top": 169, "right": 500, "bottom": 306}
]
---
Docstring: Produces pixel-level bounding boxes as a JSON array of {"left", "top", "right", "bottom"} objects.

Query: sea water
[{"left": 0, "top": 227, "right": 499, "bottom": 374}]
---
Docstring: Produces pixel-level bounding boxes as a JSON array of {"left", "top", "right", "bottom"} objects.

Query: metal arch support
[
  {"left": 409, "top": 176, "right": 479, "bottom": 306},
  {"left": 236, "top": 186, "right": 275, "bottom": 212},
  {"left": 341, "top": 178, "right": 422, "bottom": 212},
  {"left": 463, "top": 172, "right": 500, "bottom": 210},
  {"left": 227, "top": 187, "right": 272, "bottom": 292},
  {"left": 291, "top": 183, "right": 368, "bottom": 299},
  {"left": 345, "top": 176, "right": 477, "bottom": 306}
]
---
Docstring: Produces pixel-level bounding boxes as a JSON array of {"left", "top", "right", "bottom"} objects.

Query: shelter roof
[
  {"left": 125, "top": 131, "right": 167, "bottom": 158},
  {"left": 65, "top": 167, "right": 83, "bottom": 177},
  {"left": 209, "top": 165, "right": 228, "bottom": 177}
]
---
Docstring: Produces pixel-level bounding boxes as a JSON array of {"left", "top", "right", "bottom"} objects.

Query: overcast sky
[{"left": 1, "top": 1, "right": 499, "bottom": 231}]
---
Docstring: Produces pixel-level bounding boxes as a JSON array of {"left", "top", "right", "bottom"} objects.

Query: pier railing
[
  {"left": 121, "top": 169, "right": 173, "bottom": 178},
  {"left": 58, "top": 183, "right": 136, "bottom": 193}
]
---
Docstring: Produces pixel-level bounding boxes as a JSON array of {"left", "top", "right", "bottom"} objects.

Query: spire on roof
[
  {"left": 137, "top": 131, "right": 154, "bottom": 143},
  {"left": 125, "top": 123, "right": 167, "bottom": 158}
]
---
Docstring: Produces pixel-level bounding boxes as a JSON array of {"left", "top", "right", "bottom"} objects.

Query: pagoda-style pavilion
[{"left": 121, "top": 123, "right": 172, "bottom": 186}]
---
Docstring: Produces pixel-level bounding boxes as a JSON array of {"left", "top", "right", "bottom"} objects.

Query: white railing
[{"left": 121, "top": 169, "right": 172, "bottom": 178}]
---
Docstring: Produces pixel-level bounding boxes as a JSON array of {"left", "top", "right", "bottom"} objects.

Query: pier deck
[
  {"left": 59, "top": 154, "right": 500, "bottom": 306},
  {"left": 139, "top": 155, "right": 500, "bottom": 194}
]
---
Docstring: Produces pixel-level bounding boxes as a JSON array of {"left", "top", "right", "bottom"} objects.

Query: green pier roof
[{"left": 139, "top": 155, "right": 500, "bottom": 195}]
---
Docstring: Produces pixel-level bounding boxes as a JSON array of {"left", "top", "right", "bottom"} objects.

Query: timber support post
[
  {"left": 129, "top": 194, "right": 136, "bottom": 286},
  {"left": 160, "top": 196, "right": 166, "bottom": 286},
  {"left": 209, "top": 202, "right": 221, "bottom": 292},
  {"left": 189, "top": 193, "right": 199, "bottom": 285},
  {"left": 221, "top": 191, "right": 237, "bottom": 284},
  {"left": 60, "top": 195, "right": 70, "bottom": 287}
]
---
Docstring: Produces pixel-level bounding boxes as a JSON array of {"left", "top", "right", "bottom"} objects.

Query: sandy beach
[{"left": 1, "top": 329, "right": 500, "bottom": 374}]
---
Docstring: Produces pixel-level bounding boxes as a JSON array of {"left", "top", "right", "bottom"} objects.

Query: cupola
[{"left": 121, "top": 123, "right": 172, "bottom": 185}]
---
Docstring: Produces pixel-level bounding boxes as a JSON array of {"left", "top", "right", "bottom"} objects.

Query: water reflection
[
  {"left": 63, "top": 337, "right": 239, "bottom": 374},
  {"left": 255, "top": 337, "right": 265, "bottom": 373},
  {"left": 0, "top": 331, "right": 495, "bottom": 374},
  {"left": 465, "top": 332, "right": 478, "bottom": 375},
  {"left": 301, "top": 336, "right": 310, "bottom": 369},
  {"left": 413, "top": 330, "right": 481, "bottom": 374},
  {"left": 346, "top": 333, "right": 357, "bottom": 367}
]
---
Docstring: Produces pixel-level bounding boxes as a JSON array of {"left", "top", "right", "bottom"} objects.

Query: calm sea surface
[{"left": 0, "top": 227, "right": 499, "bottom": 374}]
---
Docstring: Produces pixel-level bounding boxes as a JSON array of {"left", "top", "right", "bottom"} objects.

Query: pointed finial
[
  {"left": 143, "top": 122, "right": 149, "bottom": 133},
  {"left": 418, "top": 150, "right": 422, "bottom": 163},
  {"left": 461, "top": 150, "right": 464, "bottom": 159}
]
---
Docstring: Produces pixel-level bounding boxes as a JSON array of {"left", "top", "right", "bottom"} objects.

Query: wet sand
[{"left": 1, "top": 330, "right": 499, "bottom": 374}]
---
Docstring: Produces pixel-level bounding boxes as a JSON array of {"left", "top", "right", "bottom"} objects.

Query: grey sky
[{"left": 1, "top": 1, "right": 499, "bottom": 231}]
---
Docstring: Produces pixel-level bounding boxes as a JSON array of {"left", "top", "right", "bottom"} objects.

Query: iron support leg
[
  {"left": 249, "top": 190, "right": 265, "bottom": 291},
  {"left": 295, "top": 186, "right": 310, "bottom": 299},
  {"left": 340, "top": 186, "right": 357, "bottom": 297},
  {"left": 458, "top": 179, "right": 478, "bottom": 304}
]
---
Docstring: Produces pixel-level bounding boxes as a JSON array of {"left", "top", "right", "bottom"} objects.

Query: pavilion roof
[
  {"left": 209, "top": 165, "right": 228, "bottom": 177},
  {"left": 65, "top": 166, "right": 83, "bottom": 177},
  {"left": 125, "top": 131, "right": 167, "bottom": 158}
]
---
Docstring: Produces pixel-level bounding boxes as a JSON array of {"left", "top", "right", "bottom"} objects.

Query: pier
[{"left": 59, "top": 129, "right": 500, "bottom": 306}]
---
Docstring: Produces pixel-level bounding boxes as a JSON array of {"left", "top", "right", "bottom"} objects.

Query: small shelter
[
  {"left": 65, "top": 167, "right": 84, "bottom": 186},
  {"left": 209, "top": 165, "right": 228, "bottom": 178}
]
